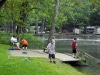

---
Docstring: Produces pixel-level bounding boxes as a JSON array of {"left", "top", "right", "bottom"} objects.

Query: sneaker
[
  {"left": 53, "top": 61, "right": 56, "bottom": 64},
  {"left": 50, "top": 61, "right": 52, "bottom": 63}
]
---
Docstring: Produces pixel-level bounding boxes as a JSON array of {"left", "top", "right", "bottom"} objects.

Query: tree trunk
[
  {"left": 40, "top": 18, "right": 45, "bottom": 35},
  {"left": 35, "top": 21, "right": 39, "bottom": 35},
  {"left": 16, "top": 26, "right": 22, "bottom": 35},
  {"left": 47, "top": 0, "right": 59, "bottom": 44},
  {"left": 15, "top": 0, "right": 28, "bottom": 35}
]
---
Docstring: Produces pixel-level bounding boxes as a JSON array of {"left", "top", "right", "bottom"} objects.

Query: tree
[
  {"left": 47, "top": 0, "right": 59, "bottom": 44},
  {"left": 0, "top": 0, "right": 100, "bottom": 35},
  {"left": 90, "top": 1, "right": 100, "bottom": 26}
]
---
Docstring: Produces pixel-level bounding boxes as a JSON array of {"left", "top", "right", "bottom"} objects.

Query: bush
[
  {"left": 0, "top": 32, "right": 44, "bottom": 49},
  {"left": 0, "top": 32, "right": 11, "bottom": 44},
  {"left": 19, "top": 33, "right": 44, "bottom": 49}
]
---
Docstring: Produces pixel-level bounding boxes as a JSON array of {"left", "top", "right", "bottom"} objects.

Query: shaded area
[
  {"left": 62, "top": 60, "right": 88, "bottom": 67},
  {"left": 0, "top": 0, "right": 6, "bottom": 8}
]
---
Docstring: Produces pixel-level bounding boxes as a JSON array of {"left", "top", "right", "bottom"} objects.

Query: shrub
[{"left": 0, "top": 32, "right": 44, "bottom": 49}]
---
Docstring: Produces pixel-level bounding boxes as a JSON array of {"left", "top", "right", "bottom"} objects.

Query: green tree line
[{"left": 0, "top": 0, "right": 100, "bottom": 40}]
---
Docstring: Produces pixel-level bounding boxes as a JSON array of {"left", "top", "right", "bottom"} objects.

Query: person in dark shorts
[
  {"left": 21, "top": 39, "right": 28, "bottom": 50},
  {"left": 21, "top": 39, "right": 28, "bottom": 54},
  {"left": 47, "top": 41, "right": 56, "bottom": 63},
  {"left": 71, "top": 38, "right": 78, "bottom": 58}
]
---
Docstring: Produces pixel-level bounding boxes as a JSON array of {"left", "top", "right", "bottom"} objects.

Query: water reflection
[
  {"left": 42, "top": 35, "right": 100, "bottom": 75},
  {"left": 76, "top": 65, "right": 100, "bottom": 75},
  {"left": 55, "top": 38, "right": 100, "bottom": 75},
  {"left": 43, "top": 35, "right": 100, "bottom": 75}
]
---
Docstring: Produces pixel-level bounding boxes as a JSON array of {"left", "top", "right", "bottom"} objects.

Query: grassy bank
[{"left": 0, "top": 44, "right": 87, "bottom": 75}]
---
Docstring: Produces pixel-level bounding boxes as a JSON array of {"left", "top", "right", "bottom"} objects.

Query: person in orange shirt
[{"left": 21, "top": 39, "right": 28, "bottom": 50}]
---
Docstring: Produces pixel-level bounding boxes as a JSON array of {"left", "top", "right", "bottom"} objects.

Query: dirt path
[
  {"left": 9, "top": 49, "right": 79, "bottom": 62},
  {"left": 9, "top": 49, "right": 48, "bottom": 58}
]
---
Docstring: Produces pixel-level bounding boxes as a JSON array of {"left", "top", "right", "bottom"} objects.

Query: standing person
[
  {"left": 47, "top": 41, "right": 56, "bottom": 64},
  {"left": 44, "top": 36, "right": 55, "bottom": 53},
  {"left": 21, "top": 39, "right": 28, "bottom": 50},
  {"left": 10, "top": 35, "right": 20, "bottom": 49},
  {"left": 71, "top": 38, "right": 78, "bottom": 58}
]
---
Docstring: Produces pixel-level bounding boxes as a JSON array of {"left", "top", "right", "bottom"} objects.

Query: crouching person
[
  {"left": 21, "top": 39, "right": 28, "bottom": 54},
  {"left": 21, "top": 39, "right": 28, "bottom": 50}
]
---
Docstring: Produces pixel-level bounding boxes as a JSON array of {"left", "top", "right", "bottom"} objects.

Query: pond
[
  {"left": 39, "top": 35, "right": 100, "bottom": 75},
  {"left": 55, "top": 38, "right": 100, "bottom": 75}
]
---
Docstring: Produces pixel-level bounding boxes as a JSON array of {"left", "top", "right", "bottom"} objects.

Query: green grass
[{"left": 0, "top": 44, "right": 87, "bottom": 75}]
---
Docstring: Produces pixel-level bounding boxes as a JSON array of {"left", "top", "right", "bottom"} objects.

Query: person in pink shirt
[{"left": 71, "top": 38, "right": 78, "bottom": 58}]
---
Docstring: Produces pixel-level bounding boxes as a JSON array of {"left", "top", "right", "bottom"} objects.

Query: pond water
[
  {"left": 39, "top": 35, "right": 100, "bottom": 75},
  {"left": 76, "top": 65, "right": 100, "bottom": 75},
  {"left": 55, "top": 38, "right": 100, "bottom": 75}
]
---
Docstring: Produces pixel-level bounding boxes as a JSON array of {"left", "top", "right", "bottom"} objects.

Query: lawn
[{"left": 0, "top": 44, "right": 87, "bottom": 75}]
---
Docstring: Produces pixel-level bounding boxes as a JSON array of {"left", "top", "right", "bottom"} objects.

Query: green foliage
[
  {"left": 0, "top": 32, "right": 11, "bottom": 44},
  {"left": 19, "top": 33, "right": 44, "bottom": 49},
  {"left": 90, "top": 2, "right": 100, "bottom": 26},
  {"left": 0, "top": 32, "right": 44, "bottom": 49},
  {"left": 0, "top": 0, "right": 100, "bottom": 33}
]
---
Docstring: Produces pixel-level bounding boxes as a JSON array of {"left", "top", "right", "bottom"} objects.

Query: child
[
  {"left": 47, "top": 41, "right": 56, "bottom": 64},
  {"left": 21, "top": 39, "right": 28, "bottom": 50}
]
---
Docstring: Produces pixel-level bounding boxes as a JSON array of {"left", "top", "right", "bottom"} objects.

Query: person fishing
[{"left": 71, "top": 38, "right": 78, "bottom": 58}]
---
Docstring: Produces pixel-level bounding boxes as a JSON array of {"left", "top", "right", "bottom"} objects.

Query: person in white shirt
[
  {"left": 10, "top": 35, "right": 20, "bottom": 49},
  {"left": 47, "top": 40, "right": 56, "bottom": 63}
]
